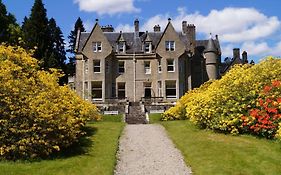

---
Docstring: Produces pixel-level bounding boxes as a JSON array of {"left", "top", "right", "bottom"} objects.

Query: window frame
[
  {"left": 144, "top": 42, "right": 152, "bottom": 53},
  {"left": 165, "top": 80, "right": 177, "bottom": 99},
  {"left": 93, "top": 42, "right": 102, "bottom": 52},
  {"left": 167, "top": 59, "right": 175, "bottom": 72},
  {"left": 118, "top": 61, "right": 125, "bottom": 74},
  {"left": 158, "top": 59, "right": 162, "bottom": 73},
  {"left": 118, "top": 41, "right": 126, "bottom": 53},
  {"left": 165, "top": 41, "right": 175, "bottom": 51},
  {"left": 93, "top": 60, "right": 101, "bottom": 73},
  {"left": 144, "top": 61, "right": 151, "bottom": 74},
  {"left": 92, "top": 81, "right": 102, "bottom": 101},
  {"left": 117, "top": 82, "right": 126, "bottom": 99}
]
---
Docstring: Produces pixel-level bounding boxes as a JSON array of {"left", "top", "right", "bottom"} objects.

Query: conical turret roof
[{"left": 204, "top": 37, "right": 217, "bottom": 53}]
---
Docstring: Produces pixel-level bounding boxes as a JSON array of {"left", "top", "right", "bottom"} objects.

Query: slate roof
[
  {"left": 77, "top": 32, "right": 90, "bottom": 52},
  {"left": 77, "top": 31, "right": 220, "bottom": 54}
]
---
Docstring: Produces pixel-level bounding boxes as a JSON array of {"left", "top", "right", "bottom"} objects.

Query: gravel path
[{"left": 114, "top": 124, "right": 192, "bottom": 175}]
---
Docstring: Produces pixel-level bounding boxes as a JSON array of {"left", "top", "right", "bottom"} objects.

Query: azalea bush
[
  {"left": 0, "top": 45, "right": 100, "bottom": 160},
  {"left": 240, "top": 80, "right": 281, "bottom": 139},
  {"left": 162, "top": 57, "right": 281, "bottom": 139}
]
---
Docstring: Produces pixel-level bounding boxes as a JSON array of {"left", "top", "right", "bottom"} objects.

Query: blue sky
[{"left": 3, "top": 0, "right": 281, "bottom": 62}]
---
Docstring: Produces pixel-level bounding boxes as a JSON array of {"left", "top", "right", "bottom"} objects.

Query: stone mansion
[{"left": 73, "top": 18, "right": 248, "bottom": 103}]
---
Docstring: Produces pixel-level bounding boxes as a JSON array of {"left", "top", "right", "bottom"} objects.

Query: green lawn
[
  {"left": 0, "top": 115, "right": 124, "bottom": 175},
  {"left": 150, "top": 114, "right": 281, "bottom": 175},
  {"left": 149, "top": 113, "right": 163, "bottom": 123}
]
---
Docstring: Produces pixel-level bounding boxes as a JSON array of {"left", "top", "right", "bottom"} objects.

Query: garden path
[{"left": 114, "top": 124, "right": 192, "bottom": 175}]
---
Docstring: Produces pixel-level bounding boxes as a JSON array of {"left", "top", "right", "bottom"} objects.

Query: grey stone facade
[{"left": 74, "top": 19, "right": 222, "bottom": 103}]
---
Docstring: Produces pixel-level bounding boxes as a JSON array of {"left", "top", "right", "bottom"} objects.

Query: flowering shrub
[
  {"left": 0, "top": 45, "right": 100, "bottom": 160},
  {"left": 162, "top": 57, "right": 281, "bottom": 139},
  {"left": 240, "top": 80, "right": 281, "bottom": 138}
]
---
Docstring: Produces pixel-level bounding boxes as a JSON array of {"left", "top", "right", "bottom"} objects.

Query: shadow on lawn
[{"left": 51, "top": 126, "right": 97, "bottom": 159}]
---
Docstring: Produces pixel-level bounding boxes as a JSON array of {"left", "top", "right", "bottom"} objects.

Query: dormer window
[
  {"left": 144, "top": 42, "right": 152, "bottom": 53},
  {"left": 118, "top": 41, "right": 126, "bottom": 53}
]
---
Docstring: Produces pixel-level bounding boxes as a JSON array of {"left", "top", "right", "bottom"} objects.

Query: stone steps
[{"left": 125, "top": 105, "right": 147, "bottom": 124}]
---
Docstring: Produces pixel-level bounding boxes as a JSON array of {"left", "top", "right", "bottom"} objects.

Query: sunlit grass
[
  {"left": 0, "top": 116, "right": 124, "bottom": 175},
  {"left": 159, "top": 120, "right": 281, "bottom": 175}
]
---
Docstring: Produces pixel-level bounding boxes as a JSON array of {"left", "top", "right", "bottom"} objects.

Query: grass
[
  {"left": 149, "top": 114, "right": 281, "bottom": 175},
  {"left": 101, "top": 114, "right": 124, "bottom": 122},
  {"left": 0, "top": 115, "right": 124, "bottom": 175},
  {"left": 149, "top": 113, "right": 163, "bottom": 123}
]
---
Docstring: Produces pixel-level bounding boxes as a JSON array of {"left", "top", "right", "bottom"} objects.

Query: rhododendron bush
[
  {"left": 0, "top": 45, "right": 100, "bottom": 160},
  {"left": 162, "top": 57, "right": 281, "bottom": 139}
]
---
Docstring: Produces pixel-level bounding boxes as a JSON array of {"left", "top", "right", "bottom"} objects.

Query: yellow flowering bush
[
  {"left": 163, "top": 57, "right": 281, "bottom": 139},
  {"left": 0, "top": 45, "right": 100, "bottom": 160}
]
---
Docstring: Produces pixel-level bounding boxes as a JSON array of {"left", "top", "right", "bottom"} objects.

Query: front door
[{"left": 144, "top": 88, "right": 151, "bottom": 98}]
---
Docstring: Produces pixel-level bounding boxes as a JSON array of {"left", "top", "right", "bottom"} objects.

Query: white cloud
[
  {"left": 115, "top": 24, "right": 134, "bottom": 32},
  {"left": 115, "top": 7, "right": 281, "bottom": 61},
  {"left": 241, "top": 41, "right": 271, "bottom": 56},
  {"left": 73, "top": 0, "right": 140, "bottom": 15},
  {"left": 116, "top": 7, "right": 280, "bottom": 43}
]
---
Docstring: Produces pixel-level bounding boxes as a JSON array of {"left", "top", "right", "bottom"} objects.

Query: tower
[{"left": 204, "top": 37, "right": 218, "bottom": 80}]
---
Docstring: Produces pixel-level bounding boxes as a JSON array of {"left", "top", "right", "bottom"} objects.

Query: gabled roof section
[
  {"left": 117, "top": 31, "right": 126, "bottom": 42},
  {"left": 155, "top": 20, "right": 173, "bottom": 50},
  {"left": 144, "top": 31, "right": 152, "bottom": 42},
  {"left": 81, "top": 20, "right": 109, "bottom": 52},
  {"left": 81, "top": 22, "right": 99, "bottom": 52},
  {"left": 77, "top": 32, "right": 90, "bottom": 52},
  {"left": 196, "top": 39, "right": 220, "bottom": 52}
]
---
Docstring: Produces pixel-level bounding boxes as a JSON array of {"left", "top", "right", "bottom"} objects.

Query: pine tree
[
  {"left": 67, "top": 17, "right": 85, "bottom": 76},
  {"left": 0, "top": 0, "right": 20, "bottom": 44},
  {"left": 22, "top": 0, "right": 49, "bottom": 67},
  {"left": 48, "top": 18, "right": 67, "bottom": 84}
]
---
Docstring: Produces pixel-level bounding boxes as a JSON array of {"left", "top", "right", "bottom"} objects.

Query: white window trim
[
  {"left": 93, "top": 42, "right": 102, "bottom": 52},
  {"left": 117, "top": 83, "right": 126, "bottom": 98},
  {"left": 92, "top": 82, "right": 103, "bottom": 101},
  {"left": 158, "top": 59, "right": 162, "bottom": 73},
  {"left": 144, "top": 61, "right": 151, "bottom": 74},
  {"left": 118, "top": 42, "right": 126, "bottom": 53},
  {"left": 144, "top": 42, "right": 152, "bottom": 53},
  {"left": 165, "top": 81, "right": 177, "bottom": 99},
  {"left": 167, "top": 59, "right": 175, "bottom": 72},
  {"left": 93, "top": 60, "right": 101, "bottom": 73},
  {"left": 165, "top": 41, "right": 175, "bottom": 51}
]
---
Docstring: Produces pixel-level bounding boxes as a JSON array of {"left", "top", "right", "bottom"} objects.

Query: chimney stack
[
  {"left": 101, "top": 25, "right": 114, "bottom": 32},
  {"left": 182, "top": 21, "right": 187, "bottom": 34},
  {"left": 233, "top": 48, "right": 240, "bottom": 60},
  {"left": 134, "top": 19, "right": 139, "bottom": 37},
  {"left": 242, "top": 51, "right": 248, "bottom": 64},
  {"left": 186, "top": 24, "right": 196, "bottom": 54},
  {"left": 74, "top": 27, "right": 81, "bottom": 52},
  {"left": 153, "top": 25, "right": 161, "bottom": 32}
]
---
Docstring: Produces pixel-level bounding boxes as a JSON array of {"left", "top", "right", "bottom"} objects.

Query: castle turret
[
  {"left": 242, "top": 51, "right": 248, "bottom": 64},
  {"left": 182, "top": 21, "right": 196, "bottom": 54},
  {"left": 204, "top": 37, "right": 218, "bottom": 80}
]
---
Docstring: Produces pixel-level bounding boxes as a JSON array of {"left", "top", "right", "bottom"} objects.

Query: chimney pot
[{"left": 153, "top": 24, "right": 161, "bottom": 32}]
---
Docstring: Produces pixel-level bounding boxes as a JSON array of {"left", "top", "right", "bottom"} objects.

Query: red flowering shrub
[{"left": 240, "top": 80, "right": 281, "bottom": 138}]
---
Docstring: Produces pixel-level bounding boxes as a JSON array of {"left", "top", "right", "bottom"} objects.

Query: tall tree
[
  {"left": 0, "top": 0, "right": 21, "bottom": 45},
  {"left": 22, "top": 0, "right": 67, "bottom": 84},
  {"left": 48, "top": 18, "right": 67, "bottom": 84},
  {"left": 22, "top": 0, "right": 49, "bottom": 67},
  {"left": 67, "top": 17, "right": 85, "bottom": 76}
]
